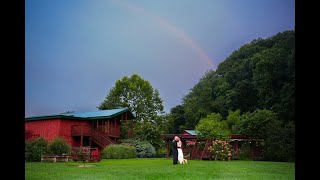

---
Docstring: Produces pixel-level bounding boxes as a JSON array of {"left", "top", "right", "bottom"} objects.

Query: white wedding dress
[{"left": 178, "top": 147, "right": 184, "bottom": 164}]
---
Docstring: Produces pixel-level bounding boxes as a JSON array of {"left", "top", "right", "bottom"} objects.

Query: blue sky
[{"left": 25, "top": 0, "right": 295, "bottom": 117}]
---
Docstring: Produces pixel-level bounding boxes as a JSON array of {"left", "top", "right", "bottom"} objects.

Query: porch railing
[
  {"left": 96, "top": 126, "right": 120, "bottom": 137},
  {"left": 71, "top": 125, "right": 92, "bottom": 136},
  {"left": 71, "top": 125, "right": 115, "bottom": 148}
]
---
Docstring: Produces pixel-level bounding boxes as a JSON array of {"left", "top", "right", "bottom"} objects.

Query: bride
[{"left": 177, "top": 138, "right": 184, "bottom": 164}]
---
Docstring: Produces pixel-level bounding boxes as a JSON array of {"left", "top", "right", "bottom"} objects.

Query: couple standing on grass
[{"left": 171, "top": 136, "right": 184, "bottom": 165}]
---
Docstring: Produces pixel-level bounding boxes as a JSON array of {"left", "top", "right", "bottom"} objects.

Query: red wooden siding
[
  {"left": 25, "top": 119, "right": 62, "bottom": 142},
  {"left": 25, "top": 119, "right": 91, "bottom": 146}
]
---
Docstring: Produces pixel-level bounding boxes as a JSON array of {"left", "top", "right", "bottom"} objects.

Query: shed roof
[
  {"left": 25, "top": 108, "right": 134, "bottom": 121},
  {"left": 183, "top": 130, "right": 198, "bottom": 135}
]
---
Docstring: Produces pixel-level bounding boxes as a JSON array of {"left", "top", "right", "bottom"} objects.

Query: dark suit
[{"left": 171, "top": 140, "right": 178, "bottom": 164}]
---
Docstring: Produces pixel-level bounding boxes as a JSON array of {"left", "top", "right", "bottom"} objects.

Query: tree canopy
[
  {"left": 98, "top": 74, "right": 164, "bottom": 122},
  {"left": 174, "top": 30, "right": 295, "bottom": 131},
  {"left": 195, "top": 113, "right": 230, "bottom": 140},
  {"left": 98, "top": 74, "right": 165, "bottom": 149}
]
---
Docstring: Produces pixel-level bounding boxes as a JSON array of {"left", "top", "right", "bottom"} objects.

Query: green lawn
[{"left": 25, "top": 158, "right": 295, "bottom": 180}]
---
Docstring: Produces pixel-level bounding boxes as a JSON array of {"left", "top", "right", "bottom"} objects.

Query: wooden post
[
  {"left": 115, "top": 117, "right": 117, "bottom": 136},
  {"left": 97, "top": 121, "right": 99, "bottom": 131},
  {"left": 235, "top": 140, "right": 238, "bottom": 150},
  {"left": 80, "top": 125, "right": 83, "bottom": 147},
  {"left": 108, "top": 120, "right": 110, "bottom": 135},
  {"left": 201, "top": 139, "right": 209, "bottom": 160},
  {"left": 191, "top": 139, "right": 197, "bottom": 159},
  {"left": 166, "top": 140, "right": 170, "bottom": 158}
]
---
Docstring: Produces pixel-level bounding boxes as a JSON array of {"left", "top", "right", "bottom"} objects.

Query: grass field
[{"left": 25, "top": 158, "right": 295, "bottom": 180}]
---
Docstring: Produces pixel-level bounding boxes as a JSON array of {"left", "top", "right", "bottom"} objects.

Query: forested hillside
[{"left": 167, "top": 30, "right": 295, "bottom": 161}]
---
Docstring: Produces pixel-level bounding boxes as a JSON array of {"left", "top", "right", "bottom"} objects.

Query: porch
[
  {"left": 71, "top": 125, "right": 120, "bottom": 138},
  {"left": 71, "top": 125, "right": 116, "bottom": 149}
]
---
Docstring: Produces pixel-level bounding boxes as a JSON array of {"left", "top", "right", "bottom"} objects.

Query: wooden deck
[{"left": 71, "top": 125, "right": 120, "bottom": 138}]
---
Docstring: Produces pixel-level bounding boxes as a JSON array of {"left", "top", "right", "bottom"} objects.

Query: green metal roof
[
  {"left": 25, "top": 108, "right": 134, "bottom": 121},
  {"left": 183, "top": 130, "right": 198, "bottom": 135}
]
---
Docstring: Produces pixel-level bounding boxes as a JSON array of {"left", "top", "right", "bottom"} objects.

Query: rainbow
[{"left": 113, "top": 0, "right": 214, "bottom": 69}]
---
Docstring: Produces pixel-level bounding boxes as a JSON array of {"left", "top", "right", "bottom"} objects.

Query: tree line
[{"left": 99, "top": 29, "right": 295, "bottom": 161}]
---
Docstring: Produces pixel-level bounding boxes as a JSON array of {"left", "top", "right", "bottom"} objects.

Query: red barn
[{"left": 25, "top": 108, "right": 134, "bottom": 151}]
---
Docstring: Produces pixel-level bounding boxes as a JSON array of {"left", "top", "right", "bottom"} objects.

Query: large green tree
[
  {"left": 99, "top": 74, "right": 164, "bottom": 122},
  {"left": 237, "top": 109, "right": 280, "bottom": 139},
  {"left": 236, "top": 109, "right": 293, "bottom": 161},
  {"left": 98, "top": 74, "right": 165, "bottom": 149},
  {"left": 166, "top": 105, "right": 186, "bottom": 134},
  {"left": 195, "top": 113, "right": 230, "bottom": 140}
]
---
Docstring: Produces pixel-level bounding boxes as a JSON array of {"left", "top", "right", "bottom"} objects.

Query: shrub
[
  {"left": 237, "top": 109, "right": 295, "bottom": 162},
  {"left": 48, "top": 137, "right": 71, "bottom": 155},
  {"left": 263, "top": 121, "right": 295, "bottom": 162},
  {"left": 119, "top": 138, "right": 156, "bottom": 158},
  {"left": 25, "top": 137, "right": 49, "bottom": 162},
  {"left": 155, "top": 148, "right": 167, "bottom": 158},
  {"left": 101, "top": 144, "right": 136, "bottom": 159},
  {"left": 208, "top": 140, "right": 233, "bottom": 161}
]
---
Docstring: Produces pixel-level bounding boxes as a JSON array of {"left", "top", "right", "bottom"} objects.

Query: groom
[{"left": 172, "top": 136, "right": 179, "bottom": 165}]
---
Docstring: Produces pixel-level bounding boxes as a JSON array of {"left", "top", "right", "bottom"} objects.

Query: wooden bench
[
  {"left": 41, "top": 155, "right": 56, "bottom": 162},
  {"left": 56, "top": 155, "right": 69, "bottom": 162},
  {"left": 41, "top": 155, "right": 69, "bottom": 162}
]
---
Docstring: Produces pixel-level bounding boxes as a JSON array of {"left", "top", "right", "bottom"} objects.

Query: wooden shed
[{"left": 160, "top": 130, "right": 263, "bottom": 160}]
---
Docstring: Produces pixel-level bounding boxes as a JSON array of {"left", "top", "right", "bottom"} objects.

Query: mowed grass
[{"left": 25, "top": 158, "right": 295, "bottom": 180}]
